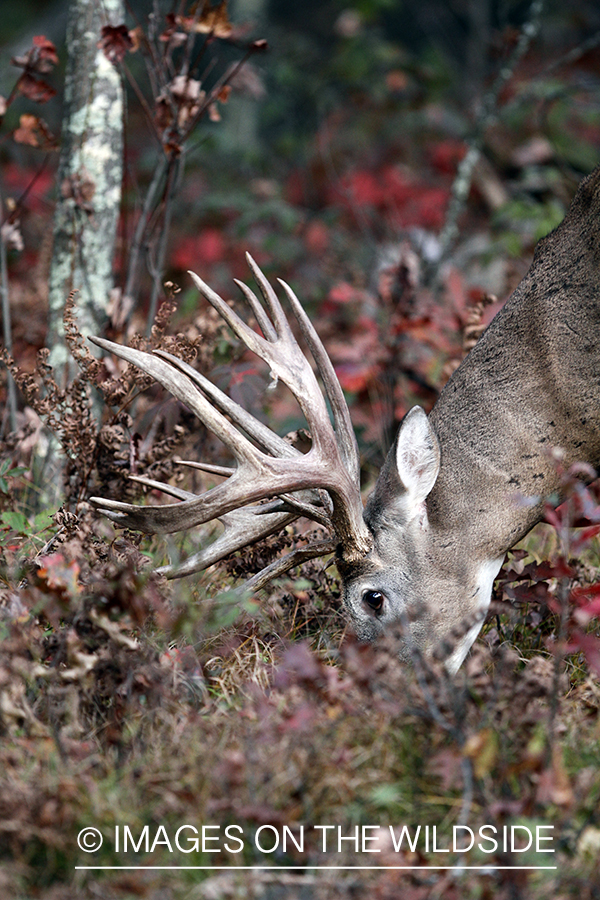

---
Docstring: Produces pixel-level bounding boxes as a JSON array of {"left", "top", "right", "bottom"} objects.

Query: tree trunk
[
  {"left": 47, "top": 0, "right": 123, "bottom": 379},
  {"left": 40, "top": 0, "right": 123, "bottom": 509}
]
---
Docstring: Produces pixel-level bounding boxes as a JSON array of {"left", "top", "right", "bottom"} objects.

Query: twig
[
  {"left": 121, "top": 63, "right": 164, "bottom": 151},
  {"left": 435, "top": 0, "right": 546, "bottom": 267},
  {"left": 500, "top": 28, "right": 600, "bottom": 121},
  {"left": 0, "top": 186, "right": 17, "bottom": 434},
  {"left": 146, "top": 154, "right": 182, "bottom": 335},
  {"left": 546, "top": 499, "right": 573, "bottom": 760},
  {"left": 123, "top": 155, "right": 168, "bottom": 321}
]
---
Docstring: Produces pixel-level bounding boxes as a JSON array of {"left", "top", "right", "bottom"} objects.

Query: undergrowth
[{"left": 0, "top": 301, "right": 599, "bottom": 900}]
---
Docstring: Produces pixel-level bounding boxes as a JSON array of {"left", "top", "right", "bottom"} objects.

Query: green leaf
[
  {"left": 33, "top": 511, "right": 54, "bottom": 532},
  {"left": 1, "top": 511, "right": 30, "bottom": 534},
  {"left": 369, "top": 784, "right": 403, "bottom": 808},
  {"left": 0, "top": 462, "right": 29, "bottom": 494}
]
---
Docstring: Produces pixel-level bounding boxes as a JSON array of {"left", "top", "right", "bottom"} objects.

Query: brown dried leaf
[
  {"left": 154, "top": 97, "right": 173, "bottom": 132},
  {"left": 15, "top": 72, "right": 56, "bottom": 103},
  {"left": 128, "top": 25, "right": 144, "bottom": 53},
  {"left": 463, "top": 728, "right": 498, "bottom": 778},
  {"left": 98, "top": 24, "right": 134, "bottom": 64},
  {"left": 11, "top": 35, "right": 58, "bottom": 74},
  {"left": 536, "top": 747, "right": 574, "bottom": 809},
  {"left": 89, "top": 608, "right": 139, "bottom": 651},
  {"left": 31, "top": 35, "right": 59, "bottom": 70},
  {"left": 178, "top": 2, "right": 232, "bottom": 38},
  {"left": 60, "top": 169, "right": 96, "bottom": 211},
  {"left": 13, "top": 113, "right": 57, "bottom": 150}
]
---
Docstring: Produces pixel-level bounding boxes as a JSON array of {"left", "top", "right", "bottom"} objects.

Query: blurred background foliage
[{"left": 3, "top": 0, "right": 600, "bottom": 469}]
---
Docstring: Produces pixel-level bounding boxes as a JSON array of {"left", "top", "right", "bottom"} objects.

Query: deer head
[{"left": 90, "top": 167, "right": 600, "bottom": 673}]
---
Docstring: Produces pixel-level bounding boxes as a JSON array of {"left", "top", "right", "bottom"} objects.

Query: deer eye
[{"left": 363, "top": 589, "right": 385, "bottom": 612}]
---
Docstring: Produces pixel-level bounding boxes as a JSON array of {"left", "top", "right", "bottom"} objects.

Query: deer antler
[{"left": 89, "top": 254, "right": 372, "bottom": 586}]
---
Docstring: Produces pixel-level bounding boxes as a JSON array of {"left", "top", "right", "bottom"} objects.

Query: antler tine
[
  {"left": 87, "top": 335, "right": 352, "bottom": 535},
  {"left": 244, "top": 252, "right": 292, "bottom": 337},
  {"left": 176, "top": 460, "right": 234, "bottom": 477},
  {"left": 90, "top": 257, "right": 372, "bottom": 566},
  {"left": 232, "top": 538, "right": 337, "bottom": 594},
  {"left": 121, "top": 474, "right": 335, "bottom": 585},
  {"left": 157, "top": 507, "right": 300, "bottom": 579},
  {"left": 153, "top": 349, "right": 299, "bottom": 460},
  {"left": 89, "top": 336, "right": 263, "bottom": 469},
  {"left": 189, "top": 270, "right": 337, "bottom": 458},
  {"left": 188, "top": 271, "right": 267, "bottom": 359},
  {"left": 278, "top": 277, "right": 361, "bottom": 485},
  {"left": 233, "top": 278, "right": 277, "bottom": 341},
  {"left": 155, "top": 350, "right": 332, "bottom": 520},
  {"left": 129, "top": 475, "right": 197, "bottom": 501}
]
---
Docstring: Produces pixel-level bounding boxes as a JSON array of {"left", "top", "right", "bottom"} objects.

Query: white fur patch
[{"left": 444, "top": 555, "right": 505, "bottom": 674}]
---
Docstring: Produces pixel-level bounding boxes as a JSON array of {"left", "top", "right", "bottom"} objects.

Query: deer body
[
  {"left": 343, "top": 167, "right": 600, "bottom": 670},
  {"left": 91, "top": 167, "right": 600, "bottom": 673}
]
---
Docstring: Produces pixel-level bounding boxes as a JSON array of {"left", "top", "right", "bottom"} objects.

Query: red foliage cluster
[
  {"left": 172, "top": 227, "right": 228, "bottom": 270},
  {"left": 428, "top": 139, "right": 468, "bottom": 175},
  {"left": 328, "top": 165, "right": 451, "bottom": 230}
]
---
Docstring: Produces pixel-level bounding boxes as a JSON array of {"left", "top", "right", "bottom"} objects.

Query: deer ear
[
  {"left": 395, "top": 406, "right": 440, "bottom": 505},
  {"left": 365, "top": 407, "right": 440, "bottom": 527}
]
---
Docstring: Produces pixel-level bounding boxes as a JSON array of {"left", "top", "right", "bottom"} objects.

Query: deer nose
[{"left": 362, "top": 589, "right": 385, "bottom": 612}]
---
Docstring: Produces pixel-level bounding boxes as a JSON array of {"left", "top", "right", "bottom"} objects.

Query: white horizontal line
[{"left": 75, "top": 866, "right": 557, "bottom": 871}]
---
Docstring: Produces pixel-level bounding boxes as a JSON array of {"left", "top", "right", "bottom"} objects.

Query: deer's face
[
  {"left": 341, "top": 531, "right": 503, "bottom": 674},
  {"left": 340, "top": 407, "right": 503, "bottom": 674}
]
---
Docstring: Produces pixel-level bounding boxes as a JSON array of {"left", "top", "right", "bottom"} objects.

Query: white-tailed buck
[{"left": 90, "top": 167, "right": 600, "bottom": 673}]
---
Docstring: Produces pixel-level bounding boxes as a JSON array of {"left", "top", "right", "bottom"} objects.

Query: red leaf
[
  {"left": 304, "top": 220, "right": 329, "bottom": 255},
  {"left": 273, "top": 641, "right": 325, "bottom": 689},
  {"left": 543, "top": 505, "right": 562, "bottom": 528},
  {"left": 12, "top": 35, "right": 58, "bottom": 74},
  {"left": 172, "top": 228, "right": 226, "bottom": 269},
  {"left": 428, "top": 140, "right": 467, "bottom": 175},
  {"left": 571, "top": 582, "right": 600, "bottom": 604},
  {"left": 32, "top": 35, "right": 59, "bottom": 68},
  {"left": 16, "top": 72, "right": 56, "bottom": 103},
  {"left": 343, "top": 169, "right": 384, "bottom": 207},
  {"left": 573, "top": 599, "right": 600, "bottom": 625},
  {"left": 570, "top": 524, "right": 600, "bottom": 553},
  {"left": 327, "top": 282, "right": 360, "bottom": 305},
  {"left": 37, "top": 553, "right": 81, "bottom": 601},
  {"left": 98, "top": 24, "right": 134, "bottom": 64},
  {"left": 504, "top": 581, "right": 551, "bottom": 605},
  {"left": 566, "top": 630, "right": 600, "bottom": 677},
  {"left": 335, "top": 363, "right": 377, "bottom": 393}
]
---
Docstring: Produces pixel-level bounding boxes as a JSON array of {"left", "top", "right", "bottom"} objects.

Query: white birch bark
[
  {"left": 47, "top": 0, "right": 124, "bottom": 379},
  {"left": 40, "top": 0, "right": 123, "bottom": 507}
]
